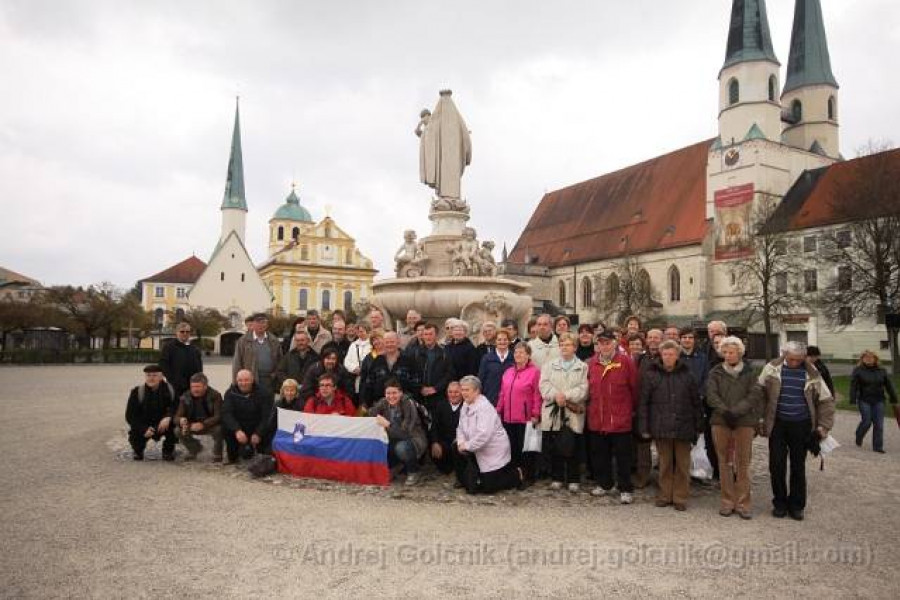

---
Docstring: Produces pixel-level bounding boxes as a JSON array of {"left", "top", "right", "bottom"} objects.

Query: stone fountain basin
[{"left": 372, "top": 276, "right": 533, "bottom": 332}]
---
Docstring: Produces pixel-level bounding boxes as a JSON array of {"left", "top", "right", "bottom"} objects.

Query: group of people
[{"left": 125, "top": 306, "right": 895, "bottom": 521}]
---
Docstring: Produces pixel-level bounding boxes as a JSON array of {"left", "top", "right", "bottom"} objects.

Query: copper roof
[
  {"left": 508, "top": 139, "right": 712, "bottom": 268},
  {"left": 762, "top": 148, "right": 900, "bottom": 234},
  {"left": 140, "top": 256, "right": 207, "bottom": 284}
]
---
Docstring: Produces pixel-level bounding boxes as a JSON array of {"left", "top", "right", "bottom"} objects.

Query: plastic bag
[
  {"left": 523, "top": 423, "right": 542, "bottom": 453},
  {"left": 690, "top": 434, "right": 713, "bottom": 480},
  {"left": 819, "top": 435, "right": 840, "bottom": 455}
]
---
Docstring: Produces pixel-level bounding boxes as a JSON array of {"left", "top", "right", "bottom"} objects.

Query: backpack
[
  {"left": 247, "top": 454, "right": 277, "bottom": 478},
  {"left": 411, "top": 398, "right": 432, "bottom": 433}
]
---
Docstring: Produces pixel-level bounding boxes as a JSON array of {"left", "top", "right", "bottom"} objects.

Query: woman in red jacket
[
  {"left": 586, "top": 330, "right": 639, "bottom": 504},
  {"left": 496, "top": 342, "right": 543, "bottom": 480},
  {"left": 302, "top": 373, "right": 356, "bottom": 417}
]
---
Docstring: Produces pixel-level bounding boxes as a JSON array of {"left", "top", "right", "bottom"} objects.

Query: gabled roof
[
  {"left": 139, "top": 256, "right": 207, "bottom": 284},
  {"left": 507, "top": 139, "right": 712, "bottom": 268},
  {"left": 722, "top": 0, "right": 780, "bottom": 71},
  {"left": 783, "top": 0, "right": 838, "bottom": 94},
  {"left": 761, "top": 148, "right": 900, "bottom": 234},
  {"left": 0, "top": 266, "right": 40, "bottom": 286}
]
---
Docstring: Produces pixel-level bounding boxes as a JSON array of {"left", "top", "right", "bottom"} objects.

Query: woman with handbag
[
  {"left": 539, "top": 333, "right": 589, "bottom": 492},
  {"left": 496, "top": 342, "right": 542, "bottom": 481}
]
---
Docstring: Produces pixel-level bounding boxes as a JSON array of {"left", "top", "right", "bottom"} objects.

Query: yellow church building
[{"left": 259, "top": 185, "right": 377, "bottom": 316}]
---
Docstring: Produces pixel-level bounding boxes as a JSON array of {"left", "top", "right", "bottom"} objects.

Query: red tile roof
[
  {"left": 762, "top": 148, "right": 900, "bottom": 233},
  {"left": 140, "top": 256, "right": 207, "bottom": 284},
  {"left": 508, "top": 140, "right": 712, "bottom": 268}
]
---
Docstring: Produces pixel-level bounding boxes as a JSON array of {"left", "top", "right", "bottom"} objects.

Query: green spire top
[
  {"left": 783, "top": 0, "right": 838, "bottom": 94},
  {"left": 221, "top": 98, "right": 247, "bottom": 211},
  {"left": 722, "top": 0, "right": 780, "bottom": 71}
]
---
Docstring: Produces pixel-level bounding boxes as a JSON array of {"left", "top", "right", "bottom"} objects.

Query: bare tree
[
  {"left": 601, "top": 255, "right": 659, "bottom": 326},
  {"left": 175, "top": 307, "right": 231, "bottom": 346},
  {"left": 731, "top": 195, "right": 802, "bottom": 359},
  {"left": 818, "top": 141, "right": 900, "bottom": 372}
]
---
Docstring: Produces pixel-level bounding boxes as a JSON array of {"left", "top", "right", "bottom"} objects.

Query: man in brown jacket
[
  {"left": 758, "top": 342, "right": 835, "bottom": 521},
  {"left": 174, "top": 373, "right": 223, "bottom": 461},
  {"left": 232, "top": 313, "right": 283, "bottom": 396}
]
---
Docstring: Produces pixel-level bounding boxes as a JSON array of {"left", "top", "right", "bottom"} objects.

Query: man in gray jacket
[{"left": 232, "top": 313, "right": 283, "bottom": 396}]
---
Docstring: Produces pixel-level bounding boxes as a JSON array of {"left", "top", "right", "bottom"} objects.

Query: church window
[
  {"left": 343, "top": 290, "right": 353, "bottom": 312},
  {"left": 277, "top": 226, "right": 284, "bottom": 241},
  {"left": 828, "top": 96, "right": 836, "bottom": 121},
  {"left": 154, "top": 286, "right": 165, "bottom": 298},
  {"left": 728, "top": 78, "right": 740, "bottom": 105},
  {"left": 636, "top": 269, "right": 651, "bottom": 303},
  {"left": 299, "top": 289, "right": 308, "bottom": 310},
  {"left": 220, "top": 272, "right": 225, "bottom": 281},
  {"left": 768, "top": 75, "right": 777, "bottom": 102},
  {"left": 791, "top": 99, "right": 803, "bottom": 122},
  {"left": 581, "top": 276, "right": 593, "bottom": 308},
  {"left": 322, "top": 289, "right": 331, "bottom": 311},
  {"left": 292, "top": 227, "right": 300, "bottom": 240},
  {"left": 558, "top": 280, "right": 566, "bottom": 307},
  {"left": 606, "top": 273, "right": 619, "bottom": 306},
  {"left": 241, "top": 273, "right": 245, "bottom": 282},
  {"left": 669, "top": 266, "right": 681, "bottom": 303}
]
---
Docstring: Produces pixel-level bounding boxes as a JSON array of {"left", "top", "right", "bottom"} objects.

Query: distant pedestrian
[
  {"left": 850, "top": 350, "right": 898, "bottom": 453},
  {"left": 806, "top": 346, "right": 835, "bottom": 397}
]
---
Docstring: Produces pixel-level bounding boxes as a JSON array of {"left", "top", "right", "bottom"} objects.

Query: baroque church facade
[
  {"left": 506, "top": 0, "right": 897, "bottom": 360},
  {"left": 139, "top": 101, "right": 376, "bottom": 353}
]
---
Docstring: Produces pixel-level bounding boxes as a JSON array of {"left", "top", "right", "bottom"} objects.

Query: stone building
[{"left": 505, "top": 0, "right": 899, "bottom": 360}]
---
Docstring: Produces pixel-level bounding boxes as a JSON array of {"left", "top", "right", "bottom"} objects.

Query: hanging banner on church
[{"left": 714, "top": 183, "right": 754, "bottom": 260}]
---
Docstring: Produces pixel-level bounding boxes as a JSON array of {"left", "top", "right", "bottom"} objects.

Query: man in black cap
[
  {"left": 232, "top": 312, "right": 283, "bottom": 396},
  {"left": 125, "top": 365, "right": 177, "bottom": 460}
]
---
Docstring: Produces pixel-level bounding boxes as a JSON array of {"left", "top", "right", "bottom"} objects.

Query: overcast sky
[{"left": 2, "top": 0, "right": 898, "bottom": 290}]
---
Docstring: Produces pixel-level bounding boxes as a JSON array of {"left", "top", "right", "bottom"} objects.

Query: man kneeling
[
  {"left": 175, "top": 373, "right": 224, "bottom": 462},
  {"left": 222, "top": 369, "right": 274, "bottom": 464},
  {"left": 125, "top": 365, "right": 176, "bottom": 461},
  {"left": 371, "top": 378, "right": 427, "bottom": 486}
]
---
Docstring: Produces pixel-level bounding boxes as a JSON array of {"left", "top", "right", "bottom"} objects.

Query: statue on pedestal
[
  {"left": 447, "top": 227, "right": 480, "bottom": 276},
  {"left": 475, "top": 241, "right": 498, "bottom": 277},
  {"left": 394, "top": 230, "right": 428, "bottom": 278},
  {"left": 416, "top": 90, "right": 472, "bottom": 214}
]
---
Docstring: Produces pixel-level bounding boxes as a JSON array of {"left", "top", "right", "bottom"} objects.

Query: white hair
[
  {"left": 781, "top": 341, "right": 807, "bottom": 357},
  {"left": 718, "top": 336, "right": 745, "bottom": 356},
  {"left": 707, "top": 320, "right": 728, "bottom": 335},
  {"left": 447, "top": 318, "right": 469, "bottom": 334},
  {"left": 459, "top": 375, "right": 481, "bottom": 392}
]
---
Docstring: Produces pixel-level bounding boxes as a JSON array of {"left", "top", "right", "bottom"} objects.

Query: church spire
[
  {"left": 783, "top": 0, "right": 838, "bottom": 94},
  {"left": 221, "top": 97, "right": 247, "bottom": 211},
  {"left": 722, "top": 0, "right": 779, "bottom": 71}
]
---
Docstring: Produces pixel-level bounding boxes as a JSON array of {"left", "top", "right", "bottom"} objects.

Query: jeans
[
  {"left": 588, "top": 431, "right": 633, "bottom": 493},
  {"left": 389, "top": 439, "right": 420, "bottom": 474},
  {"left": 856, "top": 401, "right": 885, "bottom": 452},
  {"left": 769, "top": 418, "right": 811, "bottom": 512}
]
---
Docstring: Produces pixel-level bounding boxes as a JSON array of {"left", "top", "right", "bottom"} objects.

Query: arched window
[
  {"left": 343, "top": 290, "right": 353, "bottom": 312},
  {"left": 791, "top": 99, "right": 803, "bottom": 122},
  {"left": 669, "top": 265, "right": 681, "bottom": 303},
  {"left": 298, "top": 289, "right": 308, "bottom": 310},
  {"left": 322, "top": 289, "right": 331, "bottom": 311},
  {"left": 828, "top": 96, "right": 836, "bottom": 121},
  {"left": 637, "top": 269, "right": 651, "bottom": 299},
  {"left": 300, "top": 245, "right": 309, "bottom": 261},
  {"left": 292, "top": 227, "right": 300, "bottom": 240},
  {"left": 277, "top": 226, "right": 284, "bottom": 241},
  {"left": 728, "top": 78, "right": 740, "bottom": 105},
  {"left": 581, "top": 276, "right": 593, "bottom": 309},
  {"left": 175, "top": 307, "right": 185, "bottom": 323},
  {"left": 606, "top": 273, "right": 619, "bottom": 306},
  {"left": 154, "top": 308, "right": 164, "bottom": 328},
  {"left": 558, "top": 280, "right": 567, "bottom": 307},
  {"left": 768, "top": 75, "right": 777, "bottom": 102}
]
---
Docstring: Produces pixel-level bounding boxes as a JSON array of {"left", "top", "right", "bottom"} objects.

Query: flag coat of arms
[{"left": 272, "top": 408, "right": 390, "bottom": 486}]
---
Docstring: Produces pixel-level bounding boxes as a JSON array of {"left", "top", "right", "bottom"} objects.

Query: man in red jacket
[
  {"left": 586, "top": 330, "right": 639, "bottom": 504},
  {"left": 302, "top": 373, "right": 356, "bottom": 417}
]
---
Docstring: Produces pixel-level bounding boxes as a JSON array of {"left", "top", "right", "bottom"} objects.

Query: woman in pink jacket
[{"left": 496, "top": 342, "right": 542, "bottom": 480}]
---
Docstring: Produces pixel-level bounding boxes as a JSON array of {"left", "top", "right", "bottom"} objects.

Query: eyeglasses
[{"left": 319, "top": 382, "right": 335, "bottom": 388}]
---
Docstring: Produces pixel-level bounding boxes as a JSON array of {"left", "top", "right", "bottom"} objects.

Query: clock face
[{"left": 724, "top": 148, "right": 740, "bottom": 166}]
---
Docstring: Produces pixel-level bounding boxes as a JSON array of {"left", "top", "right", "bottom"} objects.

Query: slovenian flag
[{"left": 272, "top": 408, "right": 390, "bottom": 486}]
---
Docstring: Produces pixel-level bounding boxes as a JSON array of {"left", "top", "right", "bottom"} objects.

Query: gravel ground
[{"left": 1, "top": 364, "right": 898, "bottom": 599}]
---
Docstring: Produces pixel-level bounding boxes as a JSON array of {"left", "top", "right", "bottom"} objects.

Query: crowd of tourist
[{"left": 128, "top": 306, "right": 889, "bottom": 521}]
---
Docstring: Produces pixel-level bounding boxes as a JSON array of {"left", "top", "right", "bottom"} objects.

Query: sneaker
[
  {"left": 404, "top": 473, "right": 420, "bottom": 486},
  {"left": 590, "top": 486, "right": 608, "bottom": 497},
  {"left": 620, "top": 492, "right": 633, "bottom": 505},
  {"left": 568, "top": 483, "right": 580, "bottom": 493},
  {"left": 549, "top": 481, "right": 563, "bottom": 491}
]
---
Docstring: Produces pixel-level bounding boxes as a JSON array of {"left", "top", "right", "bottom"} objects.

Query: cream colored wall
[
  {"left": 781, "top": 84, "right": 840, "bottom": 158},
  {"left": 718, "top": 61, "right": 782, "bottom": 144},
  {"left": 141, "top": 282, "right": 191, "bottom": 326},
  {"left": 188, "top": 234, "right": 272, "bottom": 318},
  {"left": 220, "top": 209, "right": 247, "bottom": 244}
]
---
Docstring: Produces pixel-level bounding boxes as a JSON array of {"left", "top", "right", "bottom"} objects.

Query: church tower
[
  {"left": 220, "top": 98, "right": 248, "bottom": 244},
  {"left": 717, "top": 0, "right": 782, "bottom": 146},
  {"left": 781, "top": 0, "right": 840, "bottom": 158}
]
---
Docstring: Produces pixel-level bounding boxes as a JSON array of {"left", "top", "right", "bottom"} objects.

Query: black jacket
[
  {"left": 126, "top": 383, "right": 176, "bottom": 432},
  {"left": 410, "top": 344, "right": 454, "bottom": 396},
  {"left": 812, "top": 359, "right": 836, "bottom": 397},
  {"left": 159, "top": 341, "right": 203, "bottom": 396},
  {"left": 638, "top": 359, "right": 704, "bottom": 442},
  {"left": 446, "top": 338, "right": 480, "bottom": 379},
  {"left": 850, "top": 365, "right": 898, "bottom": 405},
  {"left": 173, "top": 387, "right": 223, "bottom": 429},
  {"left": 359, "top": 353, "right": 422, "bottom": 408},
  {"left": 275, "top": 348, "right": 319, "bottom": 390},
  {"left": 221, "top": 384, "right": 274, "bottom": 439},
  {"left": 430, "top": 398, "right": 463, "bottom": 445},
  {"left": 299, "top": 362, "right": 355, "bottom": 402}
]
